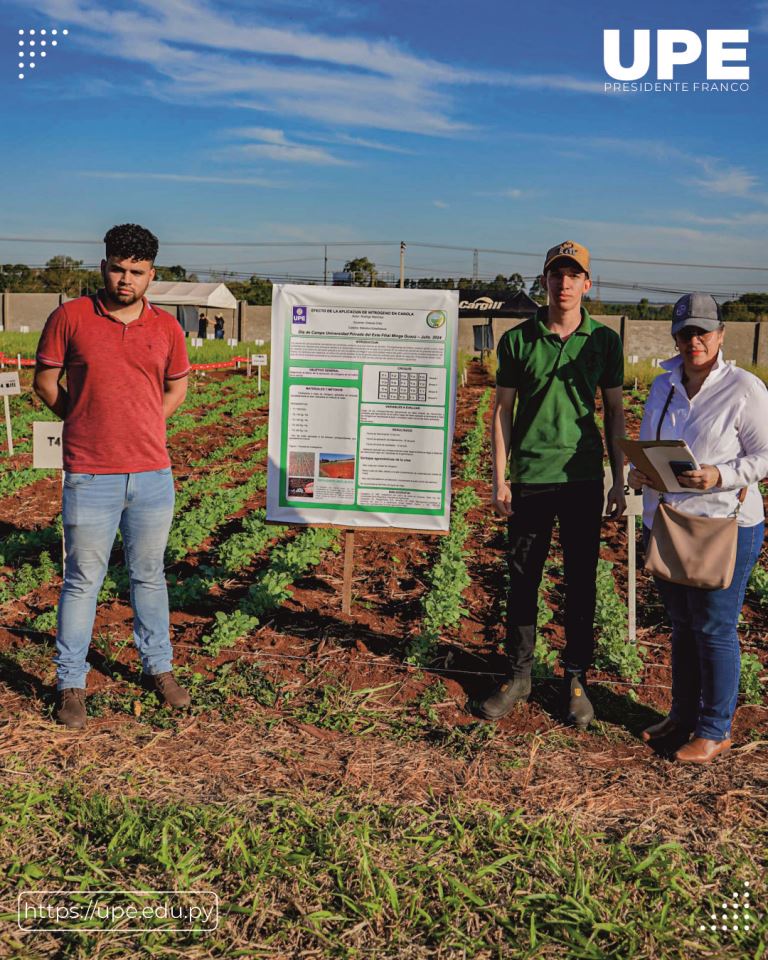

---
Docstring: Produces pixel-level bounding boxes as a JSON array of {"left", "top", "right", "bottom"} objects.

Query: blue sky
[{"left": 1, "top": 0, "right": 767, "bottom": 300}]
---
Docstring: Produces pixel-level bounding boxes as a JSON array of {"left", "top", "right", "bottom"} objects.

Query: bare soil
[{"left": 0, "top": 363, "right": 766, "bottom": 839}]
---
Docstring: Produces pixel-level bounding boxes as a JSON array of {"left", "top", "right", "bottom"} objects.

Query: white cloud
[
  {"left": 507, "top": 131, "right": 767, "bottom": 205},
  {"left": 333, "top": 134, "right": 417, "bottom": 155},
  {"left": 223, "top": 128, "right": 350, "bottom": 165},
  {"left": 686, "top": 161, "right": 762, "bottom": 199},
  {"left": 79, "top": 170, "right": 285, "bottom": 186},
  {"left": 494, "top": 73, "right": 605, "bottom": 94},
  {"left": 30, "top": 0, "right": 608, "bottom": 142},
  {"left": 433, "top": 200, "right": 449, "bottom": 208},
  {"left": 663, "top": 209, "right": 768, "bottom": 228},
  {"left": 475, "top": 187, "right": 527, "bottom": 199}
]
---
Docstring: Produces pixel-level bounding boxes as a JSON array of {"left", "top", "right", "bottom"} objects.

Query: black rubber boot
[
  {"left": 477, "top": 676, "right": 531, "bottom": 720},
  {"left": 563, "top": 672, "right": 594, "bottom": 731}
]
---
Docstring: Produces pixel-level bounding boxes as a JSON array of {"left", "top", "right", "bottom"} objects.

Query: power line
[{"left": 1, "top": 235, "right": 767, "bottom": 272}]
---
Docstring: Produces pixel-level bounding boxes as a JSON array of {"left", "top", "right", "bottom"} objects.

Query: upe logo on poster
[{"left": 603, "top": 29, "right": 750, "bottom": 93}]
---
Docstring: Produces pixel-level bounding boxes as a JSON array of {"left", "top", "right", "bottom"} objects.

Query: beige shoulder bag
[{"left": 644, "top": 386, "right": 747, "bottom": 589}]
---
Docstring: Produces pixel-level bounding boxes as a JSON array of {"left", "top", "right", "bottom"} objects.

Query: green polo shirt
[{"left": 496, "top": 307, "right": 623, "bottom": 484}]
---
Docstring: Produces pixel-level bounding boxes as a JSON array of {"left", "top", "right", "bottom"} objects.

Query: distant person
[
  {"left": 629, "top": 293, "right": 768, "bottom": 763},
  {"left": 479, "top": 241, "right": 626, "bottom": 729},
  {"left": 33, "top": 223, "right": 192, "bottom": 729},
  {"left": 214, "top": 314, "right": 225, "bottom": 339},
  {"left": 198, "top": 311, "right": 208, "bottom": 338}
]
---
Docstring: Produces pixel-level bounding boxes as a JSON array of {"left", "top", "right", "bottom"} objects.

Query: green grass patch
[{"left": 0, "top": 781, "right": 764, "bottom": 957}]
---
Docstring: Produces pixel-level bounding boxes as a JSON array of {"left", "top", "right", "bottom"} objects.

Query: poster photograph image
[{"left": 267, "top": 285, "right": 458, "bottom": 530}]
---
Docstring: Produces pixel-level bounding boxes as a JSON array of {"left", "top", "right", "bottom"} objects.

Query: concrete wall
[
  {"left": 2, "top": 292, "right": 62, "bottom": 331},
  {"left": 623, "top": 319, "right": 757, "bottom": 365},
  {"left": 716, "top": 322, "right": 757, "bottom": 367},
  {"left": 0, "top": 293, "right": 244, "bottom": 339},
  {"left": 756, "top": 324, "right": 768, "bottom": 367},
  {"left": 595, "top": 315, "right": 623, "bottom": 336},
  {"left": 623, "top": 320, "right": 669, "bottom": 361},
  {"left": 2, "top": 293, "right": 765, "bottom": 364},
  {"left": 239, "top": 304, "right": 271, "bottom": 343}
]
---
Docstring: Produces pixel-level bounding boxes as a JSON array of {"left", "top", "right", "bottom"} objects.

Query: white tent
[
  {"left": 147, "top": 281, "right": 237, "bottom": 310},
  {"left": 147, "top": 281, "right": 238, "bottom": 335}
]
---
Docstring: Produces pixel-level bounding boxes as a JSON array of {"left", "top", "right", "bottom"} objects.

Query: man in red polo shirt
[{"left": 34, "top": 223, "right": 191, "bottom": 729}]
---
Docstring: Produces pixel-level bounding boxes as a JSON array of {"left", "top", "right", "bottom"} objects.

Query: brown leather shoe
[
  {"left": 151, "top": 671, "right": 191, "bottom": 710},
  {"left": 642, "top": 716, "right": 685, "bottom": 742},
  {"left": 55, "top": 688, "right": 86, "bottom": 729},
  {"left": 675, "top": 737, "right": 731, "bottom": 764}
]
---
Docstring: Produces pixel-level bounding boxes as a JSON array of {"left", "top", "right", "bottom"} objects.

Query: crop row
[
  {"left": 1, "top": 446, "right": 269, "bottom": 610},
  {"left": 460, "top": 387, "right": 492, "bottom": 481},
  {"left": 405, "top": 486, "right": 481, "bottom": 666},
  {"left": 167, "top": 510, "right": 288, "bottom": 610},
  {"left": 201, "top": 527, "right": 340, "bottom": 655},
  {"left": 167, "top": 380, "right": 269, "bottom": 438},
  {"left": 165, "top": 458, "right": 268, "bottom": 563}
]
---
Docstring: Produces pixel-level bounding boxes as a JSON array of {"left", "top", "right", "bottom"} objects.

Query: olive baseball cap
[
  {"left": 543, "top": 240, "right": 591, "bottom": 276},
  {"left": 671, "top": 292, "right": 723, "bottom": 336}
]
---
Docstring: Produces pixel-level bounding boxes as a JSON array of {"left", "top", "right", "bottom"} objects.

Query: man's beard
[{"left": 114, "top": 288, "right": 140, "bottom": 305}]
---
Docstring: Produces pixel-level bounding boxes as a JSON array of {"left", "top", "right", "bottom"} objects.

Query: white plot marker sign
[
  {"left": 33, "top": 420, "right": 65, "bottom": 571},
  {"left": 250, "top": 353, "right": 268, "bottom": 391},
  {"left": 33, "top": 420, "right": 63, "bottom": 469},
  {"left": 0, "top": 371, "right": 21, "bottom": 455}
]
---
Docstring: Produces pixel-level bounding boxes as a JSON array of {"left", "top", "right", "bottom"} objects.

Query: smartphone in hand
[{"left": 670, "top": 460, "right": 696, "bottom": 478}]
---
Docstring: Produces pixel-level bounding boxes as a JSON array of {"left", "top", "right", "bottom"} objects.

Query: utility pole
[
  {"left": 323, "top": 245, "right": 328, "bottom": 285},
  {"left": 473, "top": 249, "right": 479, "bottom": 283},
  {"left": 399, "top": 241, "right": 406, "bottom": 289}
]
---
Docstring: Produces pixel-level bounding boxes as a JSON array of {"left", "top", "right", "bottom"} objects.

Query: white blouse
[{"left": 639, "top": 352, "right": 768, "bottom": 528}]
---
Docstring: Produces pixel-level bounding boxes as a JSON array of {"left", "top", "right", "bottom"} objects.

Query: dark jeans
[
  {"left": 643, "top": 521, "right": 764, "bottom": 740},
  {"left": 506, "top": 479, "right": 604, "bottom": 678}
]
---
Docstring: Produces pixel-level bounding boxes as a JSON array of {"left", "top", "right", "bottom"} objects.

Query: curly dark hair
[{"left": 103, "top": 223, "right": 159, "bottom": 262}]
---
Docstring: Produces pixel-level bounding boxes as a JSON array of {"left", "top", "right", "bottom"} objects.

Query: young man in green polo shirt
[{"left": 479, "top": 240, "right": 626, "bottom": 728}]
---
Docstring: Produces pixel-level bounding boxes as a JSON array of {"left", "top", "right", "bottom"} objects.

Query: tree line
[
  {"left": 0, "top": 258, "right": 198, "bottom": 298},
  {"left": 2, "top": 256, "right": 766, "bottom": 319}
]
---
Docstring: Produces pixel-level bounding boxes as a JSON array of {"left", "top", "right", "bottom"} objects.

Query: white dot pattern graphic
[
  {"left": 700, "top": 881, "right": 759, "bottom": 938},
  {"left": 15, "top": 26, "right": 68, "bottom": 78}
]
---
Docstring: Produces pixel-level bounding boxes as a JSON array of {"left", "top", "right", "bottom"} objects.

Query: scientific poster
[{"left": 266, "top": 285, "right": 458, "bottom": 529}]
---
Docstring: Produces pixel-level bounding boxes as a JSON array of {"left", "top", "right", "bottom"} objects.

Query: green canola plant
[
  {"left": 201, "top": 527, "right": 340, "bottom": 655},
  {"left": 406, "top": 487, "right": 480, "bottom": 666}
]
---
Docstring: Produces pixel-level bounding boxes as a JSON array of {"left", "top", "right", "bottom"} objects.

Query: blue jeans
[
  {"left": 643, "top": 521, "right": 764, "bottom": 740},
  {"left": 55, "top": 469, "right": 176, "bottom": 690}
]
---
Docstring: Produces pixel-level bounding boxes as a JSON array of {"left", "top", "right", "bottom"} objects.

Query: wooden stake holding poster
[
  {"left": 0, "top": 371, "right": 21, "bottom": 455},
  {"left": 266, "top": 285, "right": 459, "bottom": 613},
  {"left": 342, "top": 529, "right": 355, "bottom": 615},
  {"left": 603, "top": 464, "right": 643, "bottom": 642}
]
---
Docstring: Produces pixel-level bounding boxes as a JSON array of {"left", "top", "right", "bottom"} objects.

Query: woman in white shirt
[{"left": 628, "top": 293, "right": 768, "bottom": 763}]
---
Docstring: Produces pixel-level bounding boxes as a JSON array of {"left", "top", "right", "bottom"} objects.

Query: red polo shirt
[{"left": 36, "top": 294, "right": 190, "bottom": 473}]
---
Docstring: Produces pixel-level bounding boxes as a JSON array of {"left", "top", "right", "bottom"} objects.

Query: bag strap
[
  {"left": 656, "top": 385, "right": 675, "bottom": 441},
  {"left": 656, "top": 382, "right": 748, "bottom": 509}
]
